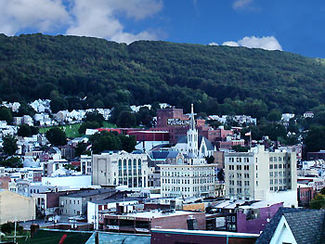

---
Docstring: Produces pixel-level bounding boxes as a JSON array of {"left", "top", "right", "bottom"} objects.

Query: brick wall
[{"left": 151, "top": 212, "right": 206, "bottom": 230}]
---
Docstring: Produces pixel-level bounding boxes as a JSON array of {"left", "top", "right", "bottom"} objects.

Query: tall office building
[{"left": 224, "top": 145, "right": 297, "bottom": 207}]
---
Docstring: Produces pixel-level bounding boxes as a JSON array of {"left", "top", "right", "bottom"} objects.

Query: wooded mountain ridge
[{"left": 0, "top": 33, "right": 324, "bottom": 117}]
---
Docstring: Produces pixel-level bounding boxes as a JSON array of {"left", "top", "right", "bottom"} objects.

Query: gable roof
[
  {"left": 199, "top": 136, "right": 214, "bottom": 150},
  {"left": 177, "top": 135, "right": 214, "bottom": 151},
  {"left": 256, "top": 208, "right": 325, "bottom": 244}
]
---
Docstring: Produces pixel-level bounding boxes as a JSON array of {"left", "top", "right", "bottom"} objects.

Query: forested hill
[{"left": 0, "top": 33, "right": 324, "bottom": 117}]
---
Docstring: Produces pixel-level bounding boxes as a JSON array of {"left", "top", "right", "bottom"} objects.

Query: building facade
[
  {"left": 224, "top": 145, "right": 297, "bottom": 207},
  {"left": 0, "top": 190, "right": 36, "bottom": 224},
  {"left": 92, "top": 151, "right": 149, "bottom": 188},
  {"left": 160, "top": 164, "right": 217, "bottom": 198}
]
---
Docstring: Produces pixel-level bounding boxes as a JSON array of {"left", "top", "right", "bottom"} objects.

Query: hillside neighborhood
[{"left": 0, "top": 98, "right": 324, "bottom": 243}]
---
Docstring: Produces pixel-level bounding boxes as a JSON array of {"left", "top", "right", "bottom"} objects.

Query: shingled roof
[{"left": 256, "top": 208, "right": 325, "bottom": 244}]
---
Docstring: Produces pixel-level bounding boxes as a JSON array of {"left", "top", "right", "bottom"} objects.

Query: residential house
[{"left": 256, "top": 208, "right": 325, "bottom": 244}]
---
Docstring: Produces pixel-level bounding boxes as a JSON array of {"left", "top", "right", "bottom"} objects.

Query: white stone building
[
  {"left": 81, "top": 154, "right": 92, "bottom": 175},
  {"left": 224, "top": 145, "right": 297, "bottom": 207},
  {"left": 92, "top": 151, "right": 149, "bottom": 188}
]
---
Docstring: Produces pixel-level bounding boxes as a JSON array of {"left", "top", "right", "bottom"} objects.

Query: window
[
  {"left": 270, "top": 172, "right": 273, "bottom": 177},
  {"left": 270, "top": 164, "right": 273, "bottom": 169}
]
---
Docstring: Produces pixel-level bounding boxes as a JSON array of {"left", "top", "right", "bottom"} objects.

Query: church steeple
[
  {"left": 187, "top": 104, "right": 198, "bottom": 158},
  {"left": 190, "top": 103, "right": 196, "bottom": 130}
]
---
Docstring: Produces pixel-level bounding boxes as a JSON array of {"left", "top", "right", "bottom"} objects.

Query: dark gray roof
[
  {"left": 151, "top": 151, "right": 169, "bottom": 159},
  {"left": 62, "top": 188, "right": 116, "bottom": 198},
  {"left": 199, "top": 136, "right": 214, "bottom": 151},
  {"left": 177, "top": 136, "right": 187, "bottom": 143},
  {"left": 256, "top": 208, "right": 325, "bottom": 244}
]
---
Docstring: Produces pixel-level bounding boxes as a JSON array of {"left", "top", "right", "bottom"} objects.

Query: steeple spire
[
  {"left": 187, "top": 104, "right": 198, "bottom": 159},
  {"left": 190, "top": 104, "right": 196, "bottom": 130}
]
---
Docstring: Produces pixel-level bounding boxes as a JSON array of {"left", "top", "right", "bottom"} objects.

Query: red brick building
[
  {"left": 297, "top": 184, "right": 315, "bottom": 207},
  {"left": 155, "top": 106, "right": 232, "bottom": 145}
]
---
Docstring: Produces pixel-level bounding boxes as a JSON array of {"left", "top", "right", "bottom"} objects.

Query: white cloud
[
  {"left": 0, "top": 0, "right": 69, "bottom": 35},
  {"left": 222, "top": 36, "right": 282, "bottom": 51},
  {"left": 0, "top": 0, "right": 163, "bottom": 44},
  {"left": 222, "top": 41, "right": 239, "bottom": 47},
  {"left": 66, "top": 0, "right": 162, "bottom": 44},
  {"left": 232, "top": 0, "right": 253, "bottom": 10},
  {"left": 208, "top": 42, "right": 219, "bottom": 46}
]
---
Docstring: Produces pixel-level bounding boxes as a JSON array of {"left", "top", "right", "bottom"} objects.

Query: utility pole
[{"left": 14, "top": 220, "right": 17, "bottom": 243}]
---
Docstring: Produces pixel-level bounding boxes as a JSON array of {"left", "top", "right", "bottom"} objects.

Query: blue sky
[{"left": 1, "top": 0, "right": 325, "bottom": 57}]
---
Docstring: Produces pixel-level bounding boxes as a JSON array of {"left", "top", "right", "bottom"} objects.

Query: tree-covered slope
[{"left": 0, "top": 33, "right": 324, "bottom": 116}]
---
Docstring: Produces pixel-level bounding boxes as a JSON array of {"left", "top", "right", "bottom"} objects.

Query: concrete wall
[
  {"left": 0, "top": 190, "right": 35, "bottom": 224},
  {"left": 42, "top": 175, "right": 91, "bottom": 187},
  {"left": 265, "top": 190, "right": 298, "bottom": 208}
]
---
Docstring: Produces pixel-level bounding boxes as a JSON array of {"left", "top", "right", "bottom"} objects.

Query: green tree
[
  {"left": 116, "top": 111, "right": 137, "bottom": 128},
  {"left": 310, "top": 194, "right": 325, "bottom": 209},
  {"left": 267, "top": 109, "right": 282, "bottom": 122},
  {"left": 75, "top": 142, "right": 88, "bottom": 156},
  {"left": 16, "top": 103, "right": 35, "bottom": 116},
  {"left": 84, "top": 111, "right": 104, "bottom": 125},
  {"left": 305, "top": 126, "right": 325, "bottom": 153},
  {"left": 89, "top": 131, "right": 136, "bottom": 153},
  {"left": 136, "top": 107, "right": 153, "bottom": 128},
  {"left": 45, "top": 127, "right": 67, "bottom": 146},
  {"left": 120, "top": 135, "right": 137, "bottom": 153},
  {"left": 17, "top": 124, "right": 32, "bottom": 137},
  {"left": 0, "top": 157, "right": 22, "bottom": 168},
  {"left": 205, "top": 155, "right": 215, "bottom": 164},
  {"left": 0, "top": 106, "right": 13, "bottom": 123},
  {"left": 2, "top": 135, "right": 18, "bottom": 155},
  {"left": 90, "top": 131, "right": 121, "bottom": 153},
  {"left": 50, "top": 97, "right": 68, "bottom": 113}
]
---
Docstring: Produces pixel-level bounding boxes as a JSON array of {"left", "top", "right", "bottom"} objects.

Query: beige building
[
  {"left": 160, "top": 164, "right": 218, "bottom": 198},
  {"left": 0, "top": 190, "right": 35, "bottom": 224},
  {"left": 224, "top": 145, "right": 297, "bottom": 207},
  {"left": 92, "top": 151, "right": 149, "bottom": 188}
]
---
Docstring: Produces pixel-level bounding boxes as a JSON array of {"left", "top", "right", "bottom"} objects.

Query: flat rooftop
[{"left": 104, "top": 210, "right": 200, "bottom": 219}]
